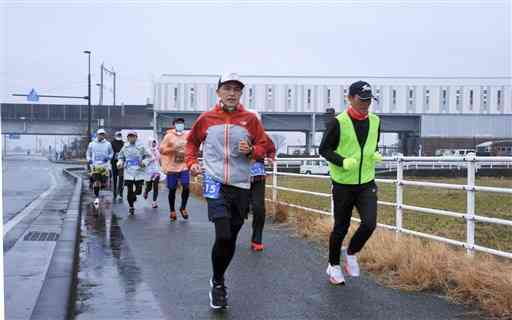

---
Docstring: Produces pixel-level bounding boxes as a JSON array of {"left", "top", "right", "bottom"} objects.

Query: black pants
[
  {"left": 329, "top": 181, "right": 378, "bottom": 266},
  {"left": 212, "top": 218, "right": 243, "bottom": 283},
  {"left": 145, "top": 177, "right": 160, "bottom": 201},
  {"left": 92, "top": 173, "right": 108, "bottom": 197},
  {"left": 112, "top": 164, "right": 124, "bottom": 198},
  {"left": 168, "top": 186, "right": 190, "bottom": 212},
  {"left": 208, "top": 185, "right": 249, "bottom": 283},
  {"left": 250, "top": 178, "right": 266, "bottom": 244},
  {"left": 125, "top": 180, "right": 144, "bottom": 208}
]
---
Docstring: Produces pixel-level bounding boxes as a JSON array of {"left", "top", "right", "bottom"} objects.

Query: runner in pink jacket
[{"left": 143, "top": 138, "right": 162, "bottom": 208}]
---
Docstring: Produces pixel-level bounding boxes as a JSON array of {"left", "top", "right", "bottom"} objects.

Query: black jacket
[
  {"left": 319, "top": 116, "right": 380, "bottom": 168},
  {"left": 111, "top": 140, "right": 124, "bottom": 155}
]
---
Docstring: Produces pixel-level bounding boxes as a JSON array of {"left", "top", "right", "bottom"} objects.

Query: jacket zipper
[
  {"left": 224, "top": 122, "right": 230, "bottom": 184},
  {"left": 358, "top": 144, "right": 364, "bottom": 184}
]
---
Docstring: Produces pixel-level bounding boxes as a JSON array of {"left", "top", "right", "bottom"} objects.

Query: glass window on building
[
  {"left": 287, "top": 88, "right": 293, "bottom": 109},
  {"left": 425, "top": 89, "right": 430, "bottom": 107},
  {"left": 327, "top": 88, "right": 332, "bottom": 106},
  {"left": 190, "top": 87, "right": 195, "bottom": 107},
  {"left": 456, "top": 89, "right": 462, "bottom": 111},
  {"left": 482, "top": 87, "right": 488, "bottom": 111},
  {"left": 469, "top": 90, "right": 474, "bottom": 110},
  {"left": 174, "top": 87, "right": 178, "bottom": 103},
  {"left": 374, "top": 88, "right": 381, "bottom": 110},
  {"left": 307, "top": 88, "right": 312, "bottom": 105},
  {"left": 497, "top": 90, "right": 502, "bottom": 109},
  {"left": 249, "top": 87, "right": 254, "bottom": 107},
  {"left": 392, "top": 89, "right": 397, "bottom": 107}
]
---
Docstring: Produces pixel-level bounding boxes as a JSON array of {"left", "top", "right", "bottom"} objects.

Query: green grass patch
[{"left": 267, "top": 175, "right": 512, "bottom": 252}]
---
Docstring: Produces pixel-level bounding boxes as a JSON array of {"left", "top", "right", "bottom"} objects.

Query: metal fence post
[
  {"left": 466, "top": 154, "right": 476, "bottom": 256},
  {"left": 272, "top": 159, "right": 278, "bottom": 214},
  {"left": 396, "top": 156, "right": 404, "bottom": 235}
]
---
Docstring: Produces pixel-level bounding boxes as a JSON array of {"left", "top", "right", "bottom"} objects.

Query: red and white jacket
[{"left": 186, "top": 103, "right": 267, "bottom": 189}]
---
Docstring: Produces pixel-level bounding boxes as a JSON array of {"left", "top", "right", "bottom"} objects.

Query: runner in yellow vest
[{"left": 319, "top": 81, "right": 383, "bottom": 285}]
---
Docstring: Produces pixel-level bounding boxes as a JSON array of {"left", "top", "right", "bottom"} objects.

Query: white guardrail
[{"left": 266, "top": 156, "right": 512, "bottom": 259}]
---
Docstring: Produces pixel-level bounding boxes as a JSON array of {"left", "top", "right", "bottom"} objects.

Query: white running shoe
[
  {"left": 152, "top": 201, "right": 158, "bottom": 208},
  {"left": 93, "top": 198, "right": 100, "bottom": 209},
  {"left": 326, "top": 264, "right": 345, "bottom": 285},
  {"left": 343, "top": 250, "right": 360, "bottom": 277}
]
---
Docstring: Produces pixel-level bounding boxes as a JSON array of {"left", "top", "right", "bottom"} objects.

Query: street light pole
[{"left": 84, "top": 50, "right": 92, "bottom": 143}]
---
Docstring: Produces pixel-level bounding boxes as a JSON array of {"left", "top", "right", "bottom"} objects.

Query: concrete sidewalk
[
  {"left": 4, "top": 168, "right": 82, "bottom": 320},
  {"left": 97, "top": 189, "right": 477, "bottom": 320}
]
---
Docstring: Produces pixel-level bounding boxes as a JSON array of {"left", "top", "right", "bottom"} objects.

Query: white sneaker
[
  {"left": 93, "top": 198, "right": 100, "bottom": 209},
  {"left": 326, "top": 264, "right": 345, "bottom": 285},
  {"left": 343, "top": 250, "right": 360, "bottom": 277}
]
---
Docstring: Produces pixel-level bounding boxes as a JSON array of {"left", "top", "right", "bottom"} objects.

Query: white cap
[
  {"left": 218, "top": 72, "right": 245, "bottom": 89},
  {"left": 127, "top": 130, "right": 137, "bottom": 137},
  {"left": 97, "top": 128, "right": 106, "bottom": 135}
]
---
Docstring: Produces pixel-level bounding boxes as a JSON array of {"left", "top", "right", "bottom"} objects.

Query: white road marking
[{"left": 3, "top": 168, "right": 58, "bottom": 237}]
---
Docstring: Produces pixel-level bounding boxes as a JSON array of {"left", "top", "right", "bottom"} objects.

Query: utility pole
[
  {"left": 100, "top": 63, "right": 104, "bottom": 105},
  {"left": 83, "top": 50, "right": 92, "bottom": 143},
  {"left": 96, "top": 83, "right": 102, "bottom": 105},
  {"left": 101, "top": 64, "right": 116, "bottom": 127},
  {"left": 113, "top": 70, "right": 116, "bottom": 106}
]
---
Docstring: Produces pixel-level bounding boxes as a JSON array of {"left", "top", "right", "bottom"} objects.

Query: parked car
[
  {"left": 435, "top": 148, "right": 475, "bottom": 157},
  {"left": 300, "top": 160, "right": 330, "bottom": 175}
]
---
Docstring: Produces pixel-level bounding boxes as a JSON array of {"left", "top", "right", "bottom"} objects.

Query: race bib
[
  {"left": 94, "top": 154, "right": 106, "bottom": 164},
  {"left": 203, "top": 173, "right": 221, "bottom": 199},
  {"left": 126, "top": 157, "right": 140, "bottom": 168},
  {"left": 250, "top": 162, "right": 266, "bottom": 177},
  {"left": 175, "top": 152, "right": 185, "bottom": 164}
]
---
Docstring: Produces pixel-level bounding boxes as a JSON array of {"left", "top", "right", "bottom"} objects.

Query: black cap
[
  {"left": 349, "top": 81, "right": 373, "bottom": 100},
  {"left": 172, "top": 117, "right": 185, "bottom": 124}
]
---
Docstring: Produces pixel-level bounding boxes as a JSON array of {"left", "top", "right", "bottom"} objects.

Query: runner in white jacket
[
  {"left": 143, "top": 138, "right": 162, "bottom": 208},
  {"left": 86, "top": 128, "right": 113, "bottom": 207},
  {"left": 116, "top": 131, "right": 152, "bottom": 215}
]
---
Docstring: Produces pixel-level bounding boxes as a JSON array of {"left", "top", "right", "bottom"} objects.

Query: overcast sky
[{"left": 1, "top": 0, "right": 510, "bottom": 105}]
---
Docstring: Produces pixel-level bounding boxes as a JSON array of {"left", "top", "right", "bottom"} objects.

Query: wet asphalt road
[
  {"left": 2, "top": 155, "right": 54, "bottom": 224},
  {"left": 74, "top": 182, "right": 478, "bottom": 320}
]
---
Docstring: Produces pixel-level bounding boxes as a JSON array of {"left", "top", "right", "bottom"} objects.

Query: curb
[
  {"left": 50, "top": 159, "right": 87, "bottom": 165},
  {"left": 30, "top": 168, "right": 83, "bottom": 320}
]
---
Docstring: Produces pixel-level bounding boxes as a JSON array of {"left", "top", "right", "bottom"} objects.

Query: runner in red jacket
[{"left": 186, "top": 72, "right": 267, "bottom": 309}]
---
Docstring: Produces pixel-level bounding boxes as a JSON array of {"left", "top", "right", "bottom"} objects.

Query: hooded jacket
[
  {"left": 145, "top": 139, "right": 162, "bottom": 179},
  {"left": 117, "top": 142, "right": 152, "bottom": 181},
  {"left": 186, "top": 103, "right": 267, "bottom": 190},
  {"left": 159, "top": 129, "right": 189, "bottom": 173},
  {"left": 86, "top": 138, "right": 113, "bottom": 170}
]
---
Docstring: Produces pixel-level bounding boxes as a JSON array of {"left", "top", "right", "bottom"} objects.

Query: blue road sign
[
  {"left": 27, "top": 89, "right": 39, "bottom": 102},
  {"left": 8, "top": 134, "right": 20, "bottom": 139}
]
